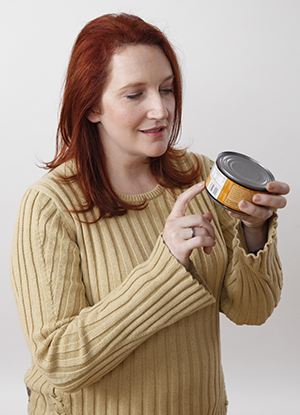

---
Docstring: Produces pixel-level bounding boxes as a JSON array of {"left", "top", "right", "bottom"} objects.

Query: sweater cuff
[
  {"left": 233, "top": 212, "right": 278, "bottom": 257},
  {"left": 188, "top": 260, "right": 215, "bottom": 297},
  {"left": 155, "top": 235, "right": 216, "bottom": 309},
  {"left": 231, "top": 212, "right": 282, "bottom": 280}
]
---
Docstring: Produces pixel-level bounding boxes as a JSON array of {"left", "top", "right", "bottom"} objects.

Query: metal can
[{"left": 205, "top": 151, "right": 275, "bottom": 213}]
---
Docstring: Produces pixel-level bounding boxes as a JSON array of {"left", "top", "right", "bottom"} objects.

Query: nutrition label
[
  {"left": 205, "top": 152, "right": 272, "bottom": 212},
  {"left": 206, "top": 163, "right": 227, "bottom": 198},
  {"left": 206, "top": 161, "right": 261, "bottom": 211}
]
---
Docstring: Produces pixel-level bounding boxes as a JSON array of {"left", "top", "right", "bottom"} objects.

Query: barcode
[{"left": 208, "top": 181, "right": 220, "bottom": 198}]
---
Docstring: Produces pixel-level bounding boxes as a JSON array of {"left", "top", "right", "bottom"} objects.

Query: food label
[{"left": 206, "top": 162, "right": 262, "bottom": 211}]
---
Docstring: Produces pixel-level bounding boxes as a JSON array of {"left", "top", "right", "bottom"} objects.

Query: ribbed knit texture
[{"left": 11, "top": 153, "right": 282, "bottom": 415}]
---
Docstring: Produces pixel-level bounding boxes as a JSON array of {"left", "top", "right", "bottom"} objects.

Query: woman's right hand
[{"left": 162, "top": 181, "right": 216, "bottom": 269}]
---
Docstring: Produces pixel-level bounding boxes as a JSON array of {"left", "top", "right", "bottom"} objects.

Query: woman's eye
[
  {"left": 126, "top": 93, "right": 142, "bottom": 100},
  {"left": 160, "top": 88, "right": 173, "bottom": 95}
]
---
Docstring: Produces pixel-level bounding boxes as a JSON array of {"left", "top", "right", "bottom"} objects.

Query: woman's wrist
[{"left": 242, "top": 219, "right": 269, "bottom": 253}]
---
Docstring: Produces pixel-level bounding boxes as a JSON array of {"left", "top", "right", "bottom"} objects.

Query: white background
[{"left": 1, "top": 1, "right": 299, "bottom": 414}]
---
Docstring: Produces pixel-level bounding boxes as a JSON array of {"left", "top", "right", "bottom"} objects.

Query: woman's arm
[
  {"left": 229, "top": 180, "right": 290, "bottom": 252},
  {"left": 218, "top": 207, "right": 284, "bottom": 326},
  {"left": 189, "top": 154, "right": 289, "bottom": 326},
  {"left": 11, "top": 187, "right": 215, "bottom": 393}
]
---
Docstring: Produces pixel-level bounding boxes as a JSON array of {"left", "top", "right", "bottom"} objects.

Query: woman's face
[{"left": 88, "top": 44, "right": 175, "bottom": 167}]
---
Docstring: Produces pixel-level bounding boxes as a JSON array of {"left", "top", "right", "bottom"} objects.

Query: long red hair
[{"left": 45, "top": 13, "right": 201, "bottom": 219}]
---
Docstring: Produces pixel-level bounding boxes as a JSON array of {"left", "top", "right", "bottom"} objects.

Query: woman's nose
[{"left": 147, "top": 94, "right": 168, "bottom": 120}]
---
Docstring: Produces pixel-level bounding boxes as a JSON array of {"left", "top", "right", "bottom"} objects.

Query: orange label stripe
[{"left": 206, "top": 175, "right": 265, "bottom": 212}]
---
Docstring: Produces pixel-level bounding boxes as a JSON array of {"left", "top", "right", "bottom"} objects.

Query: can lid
[{"left": 217, "top": 151, "right": 275, "bottom": 191}]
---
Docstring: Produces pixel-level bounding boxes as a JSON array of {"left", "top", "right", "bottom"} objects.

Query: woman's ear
[{"left": 87, "top": 107, "right": 101, "bottom": 123}]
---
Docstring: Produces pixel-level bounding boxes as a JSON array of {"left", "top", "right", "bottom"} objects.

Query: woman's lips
[{"left": 140, "top": 126, "right": 166, "bottom": 136}]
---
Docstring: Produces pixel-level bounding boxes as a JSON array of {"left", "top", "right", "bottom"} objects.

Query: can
[{"left": 205, "top": 151, "right": 275, "bottom": 213}]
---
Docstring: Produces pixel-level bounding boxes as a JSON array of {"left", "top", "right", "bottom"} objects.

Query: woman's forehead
[{"left": 107, "top": 45, "right": 173, "bottom": 89}]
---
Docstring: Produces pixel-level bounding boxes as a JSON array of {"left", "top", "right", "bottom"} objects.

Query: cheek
[
  {"left": 118, "top": 109, "right": 144, "bottom": 128},
  {"left": 101, "top": 99, "right": 145, "bottom": 130},
  {"left": 104, "top": 109, "right": 132, "bottom": 130},
  {"left": 167, "top": 97, "right": 176, "bottom": 118}
]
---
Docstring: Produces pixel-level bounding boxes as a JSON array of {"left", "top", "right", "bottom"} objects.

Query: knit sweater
[{"left": 11, "top": 153, "right": 282, "bottom": 415}]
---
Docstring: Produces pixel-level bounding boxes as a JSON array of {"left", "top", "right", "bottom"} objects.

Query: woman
[{"left": 11, "top": 13, "right": 289, "bottom": 415}]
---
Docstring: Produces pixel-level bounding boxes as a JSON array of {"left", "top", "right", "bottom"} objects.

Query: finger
[
  {"left": 204, "top": 246, "right": 213, "bottom": 255},
  {"left": 202, "top": 211, "right": 213, "bottom": 222},
  {"left": 266, "top": 181, "right": 290, "bottom": 195},
  {"left": 184, "top": 225, "right": 213, "bottom": 241},
  {"left": 238, "top": 200, "right": 273, "bottom": 221},
  {"left": 185, "top": 234, "right": 216, "bottom": 252},
  {"left": 252, "top": 193, "right": 287, "bottom": 209},
  {"left": 169, "top": 182, "right": 205, "bottom": 218},
  {"left": 180, "top": 213, "right": 215, "bottom": 239}
]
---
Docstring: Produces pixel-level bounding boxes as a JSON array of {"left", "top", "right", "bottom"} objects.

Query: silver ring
[{"left": 190, "top": 226, "right": 195, "bottom": 238}]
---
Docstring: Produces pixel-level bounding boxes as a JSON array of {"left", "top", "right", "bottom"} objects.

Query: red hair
[{"left": 45, "top": 13, "right": 201, "bottom": 219}]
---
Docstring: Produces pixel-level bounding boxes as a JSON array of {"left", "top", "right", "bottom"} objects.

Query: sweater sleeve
[
  {"left": 218, "top": 204, "right": 283, "bottom": 326},
  {"left": 11, "top": 188, "right": 215, "bottom": 393}
]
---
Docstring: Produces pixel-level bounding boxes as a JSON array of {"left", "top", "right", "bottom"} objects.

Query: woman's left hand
[{"left": 228, "top": 181, "right": 290, "bottom": 252}]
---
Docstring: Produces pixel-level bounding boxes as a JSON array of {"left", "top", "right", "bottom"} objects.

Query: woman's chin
[{"left": 146, "top": 142, "right": 169, "bottom": 159}]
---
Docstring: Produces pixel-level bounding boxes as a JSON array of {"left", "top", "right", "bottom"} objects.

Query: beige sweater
[{"left": 11, "top": 153, "right": 282, "bottom": 415}]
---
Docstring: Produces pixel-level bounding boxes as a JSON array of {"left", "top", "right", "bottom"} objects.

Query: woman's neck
[{"left": 106, "top": 158, "right": 158, "bottom": 195}]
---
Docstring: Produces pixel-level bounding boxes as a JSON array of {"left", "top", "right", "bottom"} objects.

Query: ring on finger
[{"left": 190, "top": 226, "right": 195, "bottom": 238}]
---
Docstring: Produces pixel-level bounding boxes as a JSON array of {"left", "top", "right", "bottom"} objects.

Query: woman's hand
[
  {"left": 163, "top": 182, "right": 216, "bottom": 269},
  {"left": 228, "top": 181, "right": 290, "bottom": 252}
]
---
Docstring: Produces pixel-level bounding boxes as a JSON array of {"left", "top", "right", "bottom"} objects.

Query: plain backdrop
[{"left": 1, "top": 1, "right": 299, "bottom": 414}]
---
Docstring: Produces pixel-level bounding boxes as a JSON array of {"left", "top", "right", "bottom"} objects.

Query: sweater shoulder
[
  {"left": 181, "top": 151, "right": 213, "bottom": 179},
  {"left": 29, "top": 161, "right": 76, "bottom": 195},
  {"left": 24, "top": 161, "right": 83, "bottom": 211},
  {"left": 16, "top": 162, "right": 82, "bottom": 234}
]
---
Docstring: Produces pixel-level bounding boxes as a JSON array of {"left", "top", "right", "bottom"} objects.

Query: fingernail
[
  {"left": 197, "top": 181, "right": 205, "bottom": 187},
  {"left": 239, "top": 200, "right": 248, "bottom": 209},
  {"left": 267, "top": 183, "right": 274, "bottom": 191},
  {"left": 253, "top": 195, "right": 261, "bottom": 203}
]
